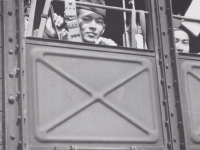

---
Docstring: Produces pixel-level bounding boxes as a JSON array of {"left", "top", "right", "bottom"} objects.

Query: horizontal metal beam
[
  {"left": 173, "top": 15, "right": 200, "bottom": 23},
  {"left": 54, "top": 0, "right": 149, "bottom": 14}
]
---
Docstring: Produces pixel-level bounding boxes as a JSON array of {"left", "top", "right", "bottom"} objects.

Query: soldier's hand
[
  {"left": 96, "top": 37, "right": 117, "bottom": 46},
  {"left": 45, "top": 13, "right": 64, "bottom": 37}
]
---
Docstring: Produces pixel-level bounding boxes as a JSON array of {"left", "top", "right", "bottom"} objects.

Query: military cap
[{"left": 77, "top": 0, "right": 106, "bottom": 18}]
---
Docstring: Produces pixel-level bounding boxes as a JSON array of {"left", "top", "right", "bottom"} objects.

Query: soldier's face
[
  {"left": 77, "top": 9, "right": 105, "bottom": 43},
  {"left": 174, "top": 30, "right": 190, "bottom": 53}
]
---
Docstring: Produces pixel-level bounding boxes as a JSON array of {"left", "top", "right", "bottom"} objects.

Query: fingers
[
  {"left": 95, "top": 37, "right": 102, "bottom": 44},
  {"left": 53, "top": 13, "right": 64, "bottom": 27},
  {"left": 99, "top": 37, "right": 117, "bottom": 46}
]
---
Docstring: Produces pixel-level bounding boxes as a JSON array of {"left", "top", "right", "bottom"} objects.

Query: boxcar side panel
[
  {"left": 25, "top": 39, "right": 165, "bottom": 150},
  {"left": 178, "top": 55, "right": 200, "bottom": 150}
]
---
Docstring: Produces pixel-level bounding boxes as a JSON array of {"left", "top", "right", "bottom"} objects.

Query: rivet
[
  {"left": 166, "top": 8, "right": 170, "bottom": 11},
  {"left": 158, "top": 59, "right": 162, "bottom": 65},
  {"left": 166, "top": 65, "right": 169, "bottom": 69},
  {"left": 176, "top": 101, "right": 179, "bottom": 108},
  {"left": 9, "top": 71, "right": 14, "bottom": 78},
  {"left": 168, "top": 28, "right": 172, "bottom": 31},
  {"left": 180, "top": 143, "right": 184, "bottom": 147},
  {"left": 18, "top": 141, "right": 22, "bottom": 145},
  {"left": 173, "top": 137, "right": 177, "bottom": 142},
  {"left": 165, "top": 54, "right": 168, "bottom": 58},
  {"left": 171, "top": 113, "right": 174, "bottom": 117},
  {"left": 16, "top": 45, "right": 19, "bottom": 50},
  {"left": 174, "top": 80, "right": 177, "bottom": 84},
  {"left": 162, "top": 31, "right": 166, "bottom": 35},
  {"left": 160, "top": 6, "right": 163, "bottom": 10},
  {"left": 178, "top": 121, "right": 182, "bottom": 128},
  {"left": 17, "top": 91, "right": 21, "bottom": 97},
  {"left": 163, "top": 99, "right": 167, "bottom": 105},
  {"left": 17, "top": 116, "right": 22, "bottom": 120},
  {"left": 8, "top": 96, "right": 15, "bottom": 104},
  {"left": 16, "top": 68, "right": 20, "bottom": 73},
  {"left": 8, "top": 49, "right": 14, "bottom": 54},
  {"left": 168, "top": 84, "right": 171, "bottom": 88},
  {"left": 8, "top": 11, "right": 12, "bottom": 16},
  {"left": 165, "top": 121, "right": 169, "bottom": 126},
  {"left": 9, "top": 37, "right": 13, "bottom": 42},
  {"left": 10, "top": 134, "right": 15, "bottom": 140},
  {"left": 161, "top": 79, "right": 165, "bottom": 84},
  {"left": 167, "top": 142, "right": 171, "bottom": 147}
]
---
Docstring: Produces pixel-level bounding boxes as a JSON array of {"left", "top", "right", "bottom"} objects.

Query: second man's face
[
  {"left": 174, "top": 29, "right": 190, "bottom": 53},
  {"left": 77, "top": 9, "right": 106, "bottom": 43}
]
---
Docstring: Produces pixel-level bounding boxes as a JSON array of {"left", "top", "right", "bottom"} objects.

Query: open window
[
  {"left": 172, "top": 0, "right": 200, "bottom": 54},
  {"left": 25, "top": 0, "right": 154, "bottom": 50}
]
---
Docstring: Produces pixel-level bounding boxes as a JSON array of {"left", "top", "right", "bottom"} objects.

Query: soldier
[
  {"left": 36, "top": 0, "right": 117, "bottom": 46},
  {"left": 173, "top": 19, "right": 190, "bottom": 53}
]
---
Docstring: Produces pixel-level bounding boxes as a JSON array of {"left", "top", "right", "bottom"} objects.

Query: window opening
[{"left": 25, "top": 0, "right": 153, "bottom": 50}]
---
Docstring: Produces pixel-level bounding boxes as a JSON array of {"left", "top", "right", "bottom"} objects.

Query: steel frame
[
  {"left": 1, "top": 0, "right": 25, "bottom": 150},
  {"left": 155, "top": 0, "right": 186, "bottom": 149}
]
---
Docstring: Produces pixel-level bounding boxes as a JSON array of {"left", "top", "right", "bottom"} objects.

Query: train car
[{"left": 0, "top": 0, "right": 200, "bottom": 150}]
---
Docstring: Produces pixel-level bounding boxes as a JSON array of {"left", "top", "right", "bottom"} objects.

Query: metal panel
[
  {"left": 26, "top": 39, "right": 164, "bottom": 149},
  {"left": 178, "top": 56, "right": 200, "bottom": 150}
]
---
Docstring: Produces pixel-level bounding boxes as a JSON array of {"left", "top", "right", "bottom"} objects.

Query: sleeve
[{"left": 33, "top": 29, "right": 56, "bottom": 39}]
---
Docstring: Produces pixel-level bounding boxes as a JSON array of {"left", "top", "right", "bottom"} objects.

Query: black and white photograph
[{"left": 0, "top": 0, "right": 200, "bottom": 150}]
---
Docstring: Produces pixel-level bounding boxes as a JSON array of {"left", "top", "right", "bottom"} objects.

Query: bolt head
[
  {"left": 10, "top": 134, "right": 15, "bottom": 140},
  {"left": 9, "top": 72, "right": 14, "bottom": 78},
  {"left": 8, "top": 96, "right": 15, "bottom": 104},
  {"left": 8, "top": 49, "right": 14, "bottom": 54},
  {"left": 8, "top": 37, "right": 13, "bottom": 42},
  {"left": 8, "top": 11, "right": 12, "bottom": 16}
]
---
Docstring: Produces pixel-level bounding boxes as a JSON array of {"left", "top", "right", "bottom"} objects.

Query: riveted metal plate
[
  {"left": 26, "top": 39, "right": 164, "bottom": 149},
  {"left": 178, "top": 56, "right": 200, "bottom": 150}
]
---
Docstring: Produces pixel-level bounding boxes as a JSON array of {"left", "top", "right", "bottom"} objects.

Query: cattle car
[{"left": 0, "top": 0, "right": 200, "bottom": 150}]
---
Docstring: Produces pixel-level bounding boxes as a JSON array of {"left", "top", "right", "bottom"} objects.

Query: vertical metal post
[
  {"left": 2, "top": 0, "right": 24, "bottom": 149},
  {"left": 0, "top": 0, "right": 3, "bottom": 149},
  {"left": 155, "top": 0, "right": 186, "bottom": 149}
]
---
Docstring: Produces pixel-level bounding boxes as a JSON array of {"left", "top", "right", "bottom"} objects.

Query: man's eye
[
  {"left": 83, "top": 18, "right": 91, "bottom": 22},
  {"left": 183, "top": 40, "right": 189, "bottom": 44},
  {"left": 175, "top": 38, "right": 179, "bottom": 43},
  {"left": 96, "top": 20, "right": 104, "bottom": 25}
]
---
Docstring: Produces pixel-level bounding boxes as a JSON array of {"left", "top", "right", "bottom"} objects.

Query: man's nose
[
  {"left": 176, "top": 42, "right": 183, "bottom": 52},
  {"left": 89, "top": 20, "right": 97, "bottom": 30}
]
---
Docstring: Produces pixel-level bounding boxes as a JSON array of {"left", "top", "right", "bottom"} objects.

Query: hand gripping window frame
[{"left": 36, "top": 0, "right": 83, "bottom": 42}]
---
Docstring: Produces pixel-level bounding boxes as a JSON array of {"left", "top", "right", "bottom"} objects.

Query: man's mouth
[{"left": 86, "top": 32, "right": 97, "bottom": 37}]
